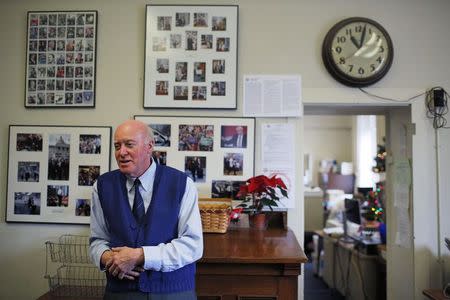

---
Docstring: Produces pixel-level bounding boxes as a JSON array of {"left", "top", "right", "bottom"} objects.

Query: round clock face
[{"left": 322, "top": 17, "right": 394, "bottom": 87}]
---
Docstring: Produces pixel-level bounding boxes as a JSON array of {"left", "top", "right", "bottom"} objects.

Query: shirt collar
[{"left": 125, "top": 158, "right": 156, "bottom": 193}]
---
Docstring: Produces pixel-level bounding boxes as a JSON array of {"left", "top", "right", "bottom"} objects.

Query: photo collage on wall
[
  {"left": 6, "top": 125, "right": 111, "bottom": 224},
  {"left": 135, "top": 116, "right": 254, "bottom": 198},
  {"left": 144, "top": 5, "right": 238, "bottom": 109},
  {"left": 25, "top": 11, "right": 97, "bottom": 107}
]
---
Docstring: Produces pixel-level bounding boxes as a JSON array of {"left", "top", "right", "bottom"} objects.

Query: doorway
[{"left": 301, "top": 105, "right": 414, "bottom": 300}]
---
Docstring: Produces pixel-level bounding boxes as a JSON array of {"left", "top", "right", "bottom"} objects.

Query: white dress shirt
[{"left": 89, "top": 160, "right": 203, "bottom": 272}]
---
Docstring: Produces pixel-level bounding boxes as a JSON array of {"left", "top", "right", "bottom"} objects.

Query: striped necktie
[{"left": 132, "top": 179, "right": 145, "bottom": 224}]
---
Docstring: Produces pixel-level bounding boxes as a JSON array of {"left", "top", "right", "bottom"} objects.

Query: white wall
[
  {"left": 0, "top": 0, "right": 450, "bottom": 299},
  {"left": 303, "top": 115, "right": 353, "bottom": 187}
]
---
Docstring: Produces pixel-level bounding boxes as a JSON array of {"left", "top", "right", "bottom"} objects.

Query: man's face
[
  {"left": 236, "top": 126, "right": 243, "bottom": 135},
  {"left": 114, "top": 122, "right": 153, "bottom": 177}
]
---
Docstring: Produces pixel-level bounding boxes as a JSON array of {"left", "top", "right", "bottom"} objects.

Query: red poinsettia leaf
[
  {"left": 236, "top": 184, "right": 249, "bottom": 198},
  {"left": 248, "top": 175, "right": 269, "bottom": 193},
  {"left": 272, "top": 176, "right": 287, "bottom": 189}
]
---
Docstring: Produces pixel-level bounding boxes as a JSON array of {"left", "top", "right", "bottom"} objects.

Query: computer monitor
[
  {"left": 357, "top": 187, "right": 373, "bottom": 197},
  {"left": 342, "top": 198, "right": 361, "bottom": 242},
  {"left": 345, "top": 198, "right": 361, "bottom": 225}
]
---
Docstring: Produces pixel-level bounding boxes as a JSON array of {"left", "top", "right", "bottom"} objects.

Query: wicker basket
[{"left": 199, "top": 198, "right": 232, "bottom": 233}]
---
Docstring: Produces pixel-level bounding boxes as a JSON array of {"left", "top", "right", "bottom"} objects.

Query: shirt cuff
[
  {"left": 142, "top": 246, "right": 162, "bottom": 271},
  {"left": 96, "top": 246, "right": 111, "bottom": 270}
]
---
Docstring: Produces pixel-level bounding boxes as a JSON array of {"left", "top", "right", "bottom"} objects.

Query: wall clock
[{"left": 322, "top": 17, "right": 394, "bottom": 87}]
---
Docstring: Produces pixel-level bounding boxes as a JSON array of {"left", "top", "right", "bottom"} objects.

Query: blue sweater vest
[{"left": 96, "top": 164, "right": 196, "bottom": 293}]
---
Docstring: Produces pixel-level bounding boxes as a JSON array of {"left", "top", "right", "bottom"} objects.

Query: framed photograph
[
  {"left": 135, "top": 116, "right": 254, "bottom": 197},
  {"left": 6, "top": 125, "right": 111, "bottom": 224},
  {"left": 25, "top": 11, "right": 98, "bottom": 108},
  {"left": 144, "top": 5, "right": 238, "bottom": 109}
]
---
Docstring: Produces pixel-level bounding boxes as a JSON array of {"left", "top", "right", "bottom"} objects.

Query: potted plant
[{"left": 237, "top": 175, "right": 288, "bottom": 229}]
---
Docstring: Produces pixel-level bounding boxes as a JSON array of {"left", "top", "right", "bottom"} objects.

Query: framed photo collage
[
  {"left": 144, "top": 5, "right": 238, "bottom": 109},
  {"left": 6, "top": 125, "right": 111, "bottom": 224},
  {"left": 25, "top": 11, "right": 97, "bottom": 107}
]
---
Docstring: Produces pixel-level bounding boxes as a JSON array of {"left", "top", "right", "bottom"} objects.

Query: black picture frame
[
  {"left": 144, "top": 5, "right": 238, "bottom": 109},
  {"left": 25, "top": 11, "right": 98, "bottom": 108}
]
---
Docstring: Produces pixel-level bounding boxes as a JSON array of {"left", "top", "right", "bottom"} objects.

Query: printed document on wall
[
  {"left": 261, "top": 123, "right": 295, "bottom": 208},
  {"left": 243, "top": 75, "right": 302, "bottom": 117}
]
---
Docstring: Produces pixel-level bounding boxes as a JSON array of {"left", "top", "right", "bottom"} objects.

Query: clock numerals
[
  {"left": 336, "top": 36, "right": 346, "bottom": 43},
  {"left": 355, "top": 25, "right": 363, "bottom": 33}
]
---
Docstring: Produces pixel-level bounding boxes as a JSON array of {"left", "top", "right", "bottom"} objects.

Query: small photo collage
[
  {"left": 14, "top": 132, "right": 101, "bottom": 217},
  {"left": 7, "top": 126, "right": 111, "bottom": 224},
  {"left": 146, "top": 5, "right": 237, "bottom": 107},
  {"left": 25, "top": 11, "right": 97, "bottom": 107}
]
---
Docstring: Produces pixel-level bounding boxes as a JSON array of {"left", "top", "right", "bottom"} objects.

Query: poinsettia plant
[{"left": 237, "top": 175, "right": 288, "bottom": 214}]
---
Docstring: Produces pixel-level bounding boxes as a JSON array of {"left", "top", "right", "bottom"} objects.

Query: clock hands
[
  {"left": 350, "top": 35, "right": 360, "bottom": 49},
  {"left": 350, "top": 25, "right": 366, "bottom": 49},
  {"left": 359, "top": 25, "right": 367, "bottom": 49}
]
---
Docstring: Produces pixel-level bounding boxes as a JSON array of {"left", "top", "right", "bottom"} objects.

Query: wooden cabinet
[{"left": 196, "top": 227, "right": 308, "bottom": 300}]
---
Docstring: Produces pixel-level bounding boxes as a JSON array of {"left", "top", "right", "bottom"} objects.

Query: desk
[
  {"left": 197, "top": 227, "right": 308, "bottom": 300},
  {"left": 321, "top": 233, "right": 385, "bottom": 300},
  {"left": 423, "top": 289, "right": 448, "bottom": 300}
]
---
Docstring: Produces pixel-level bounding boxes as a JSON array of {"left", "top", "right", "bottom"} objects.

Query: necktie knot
[{"left": 132, "top": 178, "right": 145, "bottom": 224}]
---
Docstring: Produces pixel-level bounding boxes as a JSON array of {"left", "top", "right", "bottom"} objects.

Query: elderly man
[{"left": 90, "top": 120, "right": 203, "bottom": 300}]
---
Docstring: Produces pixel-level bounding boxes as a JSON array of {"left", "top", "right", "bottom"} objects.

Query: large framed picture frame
[
  {"left": 25, "top": 11, "right": 98, "bottom": 108},
  {"left": 144, "top": 5, "right": 238, "bottom": 109},
  {"left": 6, "top": 125, "right": 111, "bottom": 224},
  {"left": 135, "top": 115, "right": 254, "bottom": 198}
]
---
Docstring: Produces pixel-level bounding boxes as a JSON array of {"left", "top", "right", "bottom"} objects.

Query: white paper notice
[
  {"left": 394, "top": 159, "right": 411, "bottom": 186},
  {"left": 261, "top": 123, "right": 296, "bottom": 208},
  {"left": 393, "top": 159, "right": 411, "bottom": 209},
  {"left": 394, "top": 185, "right": 409, "bottom": 209},
  {"left": 243, "top": 75, "right": 302, "bottom": 117},
  {"left": 395, "top": 207, "right": 411, "bottom": 248}
]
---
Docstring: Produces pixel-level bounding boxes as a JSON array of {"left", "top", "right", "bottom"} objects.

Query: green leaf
[{"left": 267, "top": 199, "right": 278, "bottom": 207}]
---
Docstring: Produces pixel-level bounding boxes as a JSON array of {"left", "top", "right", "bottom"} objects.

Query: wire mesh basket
[
  {"left": 47, "top": 265, "right": 106, "bottom": 297},
  {"left": 46, "top": 234, "right": 91, "bottom": 264},
  {"left": 45, "top": 234, "right": 105, "bottom": 297}
]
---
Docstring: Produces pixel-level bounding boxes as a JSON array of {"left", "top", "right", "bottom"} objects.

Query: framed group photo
[
  {"left": 135, "top": 115, "right": 254, "bottom": 198},
  {"left": 6, "top": 125, "right": 111, "bottom": 224},
  {"left": 144, "top": 5, "right": 238, "bottom": 109},
  {"left": 25, "top": 11, "right": 98, "bottom": 107}
]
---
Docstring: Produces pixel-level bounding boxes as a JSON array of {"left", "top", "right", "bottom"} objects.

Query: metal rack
[{"left": 45, "top": 234, "right": 105, "bottom": 298}]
